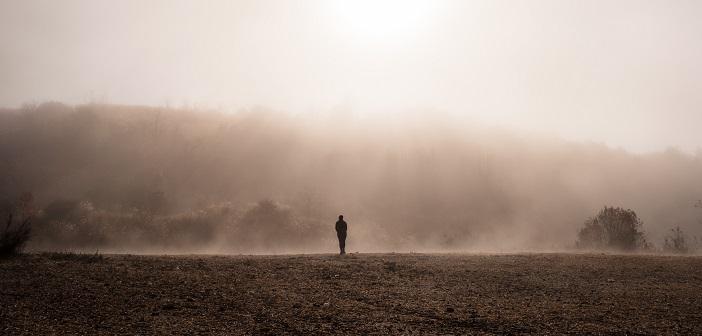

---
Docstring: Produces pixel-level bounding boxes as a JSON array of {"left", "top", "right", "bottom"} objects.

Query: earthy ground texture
[{"left": 1, "top": 253, "right": 701, "bottom": 335}]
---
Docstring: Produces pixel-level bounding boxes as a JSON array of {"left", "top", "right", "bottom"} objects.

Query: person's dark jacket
[{"left": 335, "top": 220, "right": 347, "bottom": 236}]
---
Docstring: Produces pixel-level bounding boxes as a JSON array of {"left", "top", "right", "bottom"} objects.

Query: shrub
[
  {"left": 577, "top": 206, "right": 648, "bottom": 251},
  {"left": 664, "top": 226, "right": 689, "bottom": 254},
  {"left": 0, "top": 213, "right": 31, "bottom": 256},
  {"left": 0, "top": 193, "right": 34, "bottom": 257}
]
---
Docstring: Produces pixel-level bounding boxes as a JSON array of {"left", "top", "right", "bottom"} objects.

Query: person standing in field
[{"left": 335, "top": 215, "right": 347, "bottom": 255}]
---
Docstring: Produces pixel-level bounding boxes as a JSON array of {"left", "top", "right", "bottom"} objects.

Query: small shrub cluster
[
  {"left": 1, "top": 213, "right": 31, "bottom": 257},
  {"left": 664, "top": 226, "right": 688, "bottom": 254},
  {"left": 577, "top": 206, "right": 649, "bottom": 251},
  {"left": 0, "top": 193, "right": 34, "bottom": 257},
  {"left": 663, "top": 226, "right": 701, "bottom": 254}
]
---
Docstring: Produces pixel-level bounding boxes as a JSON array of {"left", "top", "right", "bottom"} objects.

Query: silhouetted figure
[{"left": 335, "top": 215, "right": 347, "bottom": 255}]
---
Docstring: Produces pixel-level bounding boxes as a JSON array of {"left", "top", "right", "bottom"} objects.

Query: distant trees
[
  {"left": 235, "top": 199, "right": 324, "bottom": 251},
  {"left": 27, "top": 197, "right": 331, "bottom": 252},
  {"left": 237, "top": 199, "right": 294, "bottom": 245},
  {"left": 5, "top": 102, "right": 702, "bottom": 252},
  {"left": 577, "top": 206, "right": 649, "bottom": 251}
]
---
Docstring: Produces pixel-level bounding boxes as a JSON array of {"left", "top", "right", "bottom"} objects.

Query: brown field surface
[{"left": 1, "top": 253, "right": 701, "bottom": 335}]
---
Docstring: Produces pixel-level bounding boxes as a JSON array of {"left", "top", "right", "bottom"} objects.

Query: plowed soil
[{"left": 1, "top": 253, "right": 701, "bottom": 335}]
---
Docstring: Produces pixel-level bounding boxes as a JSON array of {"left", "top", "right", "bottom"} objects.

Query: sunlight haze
[
  {"left": 1, "top": 0, "right": 701, "bottom": 152},
  {"left": 3, "top": 3, "right": 702, "bottom": 332}
]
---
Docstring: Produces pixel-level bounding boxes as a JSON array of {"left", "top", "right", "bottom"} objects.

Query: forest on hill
[{"left": 1, "top": 102, "right": 701, "bottom": 253}]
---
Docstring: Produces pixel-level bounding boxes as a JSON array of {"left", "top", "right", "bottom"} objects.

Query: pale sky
[{"left": 1, "top": 0, "right": 701, "bottom": 152}]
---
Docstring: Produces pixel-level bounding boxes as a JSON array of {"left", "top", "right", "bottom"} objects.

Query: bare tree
[{"left": 0, "top": 193, "right": 34, "bottom": 256}]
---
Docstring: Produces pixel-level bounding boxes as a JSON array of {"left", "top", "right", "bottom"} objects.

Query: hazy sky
[{"left": 1, "top": 0, "right": 701, "bottom": 152}]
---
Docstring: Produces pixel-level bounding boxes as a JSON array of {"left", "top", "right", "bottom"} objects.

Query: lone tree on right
[{"left": 577, "top": 206, "right": 648, "bottom": 251}]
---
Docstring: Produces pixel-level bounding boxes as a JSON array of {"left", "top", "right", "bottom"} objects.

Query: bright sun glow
[{"left": 328, "top": 0, "right": 439, "bottom": 42}]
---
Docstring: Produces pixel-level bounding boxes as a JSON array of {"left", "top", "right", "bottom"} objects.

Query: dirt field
[{"left": 1, "top": 253, "right": 701, "bottom": 335}]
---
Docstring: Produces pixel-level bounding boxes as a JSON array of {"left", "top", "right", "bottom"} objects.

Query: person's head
[{"left": 338, "top": 215, "right": 343, "bottom": 220}]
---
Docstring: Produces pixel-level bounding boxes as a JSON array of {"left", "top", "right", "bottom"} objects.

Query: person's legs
[{"left": 338, "top": 233, "right": 346, "bottom": 254}]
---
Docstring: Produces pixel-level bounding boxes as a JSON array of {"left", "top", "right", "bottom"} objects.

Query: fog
[
  {"left": 1, "top": 1, "right": 701, "bottom": 253},
  {"left": 1, "top": 103, "right": 701, "bottom": 253},
  {"left": 2, "top": 0, "right": 702, "bottom": 152}
]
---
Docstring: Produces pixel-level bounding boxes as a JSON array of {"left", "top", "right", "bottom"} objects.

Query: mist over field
[
  {"left": 2, "top": 0, "right": 702, "bottom": 254},
  {"left": 5, "top": 2, "right": 702, "bottom": 335},
  {"left": 1, "top": 102, "right": 700, "bottom": 253}
]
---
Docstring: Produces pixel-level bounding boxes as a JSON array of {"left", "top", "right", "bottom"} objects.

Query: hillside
[{"left": 1, "top": 103, "right": 702, "bottom": 252}]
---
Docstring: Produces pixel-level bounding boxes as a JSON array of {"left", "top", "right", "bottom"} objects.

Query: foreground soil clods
[{"left": 1, "top": 253, "right": 701, "bottom": 335}]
